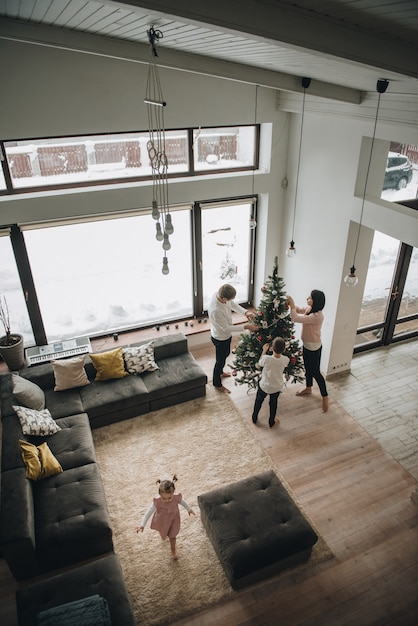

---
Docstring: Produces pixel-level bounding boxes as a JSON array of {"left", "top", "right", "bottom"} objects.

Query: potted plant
[{"left": 0, "top": 294, "right": 26, "bottom": 370}]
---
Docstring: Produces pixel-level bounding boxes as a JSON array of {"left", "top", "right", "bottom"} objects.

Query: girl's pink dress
[{"left": 150, "top": 493, "right": 183, "bottom": 539}]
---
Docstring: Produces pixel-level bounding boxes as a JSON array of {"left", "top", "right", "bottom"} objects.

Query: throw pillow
[
  {"left": 19, "top": 439, "right": 63, "bottom": 480},
  {"left": 13, "top": 405, "right": 61, "bottom": 436},
  {"left": 52, "top": 355, "right": 90, "bottom": 391},
  {"left": 12, "top": 373, "right": 45, "bottom": 411},
  {"left": 122, "top": 342, "right": 159, "bottom": 375},
  {"left": 89, "top": 347, "right": 128, "bottom": 381}
]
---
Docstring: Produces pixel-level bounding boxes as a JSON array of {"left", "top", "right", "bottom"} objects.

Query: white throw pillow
[
  {"left": 12, "top": 373, "right": 45, "bottom": 411},
  {"left": 13, "top": 405, "right": 61, "bottom": 436},
  {"left": 122, "top": 343, "right": 159, "bottom": 375},
  {"left": 52, "top": 356, "right": 90, "bottom": 391}
]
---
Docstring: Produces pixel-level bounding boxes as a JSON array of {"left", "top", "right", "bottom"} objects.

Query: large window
[
  {"left": 0, "top": 230, "right": 34, "bottom": 345},
  {"left": 1, "top": 198, "right": 256, "bottom": 346},
  {"left": 200, "top": 200, "right": 255, "bottom": 309},
  {"left": 23, "top": 211, "right": 194, "bottom": 340},
  {"left": 1, "top": 125, "right": 258, "bottom": 194}
]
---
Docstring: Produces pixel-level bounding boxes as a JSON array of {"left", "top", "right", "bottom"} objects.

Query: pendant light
[
  {"left": 249, "top": 84, "right": 258, "bottom": 230},
  {"left": 287, "top": 77, "right": 311, "bottom": 257},
  {"left": 145, "top": 26, "right": 173, "bottom": 275},
  {"left": 344, "top": 79, "right": 389, "bottom": 287}
]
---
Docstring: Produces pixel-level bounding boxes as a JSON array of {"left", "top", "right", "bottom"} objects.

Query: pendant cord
[
  {"left": 291, "top": 86, "right": 307, "bottom": 243},
  {"left": 352, "top": 91, "right": 382, "bottom": 268}
]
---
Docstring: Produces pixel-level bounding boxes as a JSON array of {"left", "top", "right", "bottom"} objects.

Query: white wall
[
  {"left": 280, "top": 111, "right": 418, "bottom": 374},
  {"left": 1, "top": 37, "right": 417, "bottom": 375}
]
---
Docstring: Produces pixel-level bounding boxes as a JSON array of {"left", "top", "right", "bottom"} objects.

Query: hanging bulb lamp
[
  {"left": 145, "top": 26, "right": 173, "bottom": 275},
  {"left": 162, "top": 233, "right": 171, "bottom": 251},
  {"left": 151, "top": 200, "right": 160, "bottom": 220},
  {"left": 155, "top": 222, "right": 164, "bottom": 241},
  {"left": 344, "top": 79, "right": 389, "bottom": 287},
  {"left": 344, "top": 265, "right": 359, "bottom": 287},
  {"left": 162, "top": 256, "right": 169, "bottom": 275},
  {"left": 248, "top": 85, "right": 258, "bottom": 231},
  {"left": 165, "top": 213, "right": 174, "bottom": 235},
  {"left": 287, "top": 77, "right": 311, "bottom": 258},
  {"left": 286, "top": 240, "right": 296, "bottom": 257}
]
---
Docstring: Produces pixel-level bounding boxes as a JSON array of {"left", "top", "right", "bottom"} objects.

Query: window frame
[
  {"left": 3, "top": 196, "right": 257, "bottom": 346},
  {"left": 0, "top": 125, "right": 259, "bottom": 196}
]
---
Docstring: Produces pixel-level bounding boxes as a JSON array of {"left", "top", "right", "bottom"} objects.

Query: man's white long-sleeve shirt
[{"left": 208, "top": 292, "right": 247, "bottom": 340}]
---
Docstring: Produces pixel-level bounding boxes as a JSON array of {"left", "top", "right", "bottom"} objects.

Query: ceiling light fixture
[
  {"left": 145, "top": 26, "right": 173, "bottom": 275},
  {"left": 344, "top": 78, "right": 389, "bottom": 287},
  {"left": 287, "top": 77, "right": 311, "bottom": 257},
  {"left": 249, "top": 84, "right": 259, "bottom": 230}
]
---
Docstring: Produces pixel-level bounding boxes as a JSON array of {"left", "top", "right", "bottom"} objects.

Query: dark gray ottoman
[
  {"left": 198, "top": 470, "right": 318, "bottom": 589},
  {"left": 16, "top": 554, "right": 135, "bottom": 626}
]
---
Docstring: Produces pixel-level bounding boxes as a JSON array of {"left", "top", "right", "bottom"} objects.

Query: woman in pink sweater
[{"left": 287, "top": 290, "right": 329, "bottom": 412}]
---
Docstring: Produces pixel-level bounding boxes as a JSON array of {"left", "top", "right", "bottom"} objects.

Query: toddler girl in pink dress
[{"left": 135, "top": 475, "right": 195, "bottom": 559}]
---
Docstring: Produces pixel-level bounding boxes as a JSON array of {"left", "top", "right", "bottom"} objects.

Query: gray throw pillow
[{"left": 12, "top": 373, "right": 45, "bottom": 411}]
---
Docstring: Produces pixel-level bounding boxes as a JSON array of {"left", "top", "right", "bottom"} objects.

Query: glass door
[{"left": 355, "top": 231, "right": 418, "bottom": 352}]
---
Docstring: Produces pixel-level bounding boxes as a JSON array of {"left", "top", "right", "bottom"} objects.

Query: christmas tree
[{"left": 231, "top": 256, "right": 305, "bottom": 390}]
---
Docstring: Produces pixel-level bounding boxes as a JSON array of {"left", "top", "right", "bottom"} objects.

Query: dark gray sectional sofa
[
  {"left": 1, "top": 333, "right": 207, "bottom": 430},
  {"left": 0, "top": 332, "right": 207, "bottom": 623}
]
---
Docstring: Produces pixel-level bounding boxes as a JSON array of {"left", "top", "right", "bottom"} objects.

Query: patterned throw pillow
[
  {"left": 122, "top": 343, "right": 159, "bottom": 375},
  {"left": 13, "top": 405, "right": 61, "bottom": 436},
  {"left": 19, "top": 439, "right": 63, "bottom": 480}
]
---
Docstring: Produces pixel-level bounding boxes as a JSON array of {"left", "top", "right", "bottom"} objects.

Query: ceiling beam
[
  {"left": 123, "top": 0, "right": 418, "bottom": 80},
  {"left": 0, "top": 18, "right": 361, "bottom": 104}
]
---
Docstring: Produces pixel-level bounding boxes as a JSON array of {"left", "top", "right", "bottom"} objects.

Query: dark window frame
[{"left": 0, "top": 124, "right": 259, "bottom": 196}]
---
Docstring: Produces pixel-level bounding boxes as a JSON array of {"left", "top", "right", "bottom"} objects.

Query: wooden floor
[
  {"left": 1, "top": 338, "right": 417, "bottom": 625},
  {"left": 172, "top": 339, "right": 418, "bottom": 626}
]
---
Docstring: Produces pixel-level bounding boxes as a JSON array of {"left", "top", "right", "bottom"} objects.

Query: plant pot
[{"left": 0, "top": 334, "right": 26, "bottom": 370}]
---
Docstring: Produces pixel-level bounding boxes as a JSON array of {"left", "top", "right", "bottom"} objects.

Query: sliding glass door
[{"left": 355, "top": 230, "right": 418, "bottom": 351}]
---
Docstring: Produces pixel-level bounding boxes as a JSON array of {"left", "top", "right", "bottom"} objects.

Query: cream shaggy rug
[{"left": 93, "top": 387, "right": 333, "bottom": 626}]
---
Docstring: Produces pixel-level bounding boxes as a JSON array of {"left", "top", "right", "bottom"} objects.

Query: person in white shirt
[
  {"left": 252, "top": 337, "right": 289, "bottom": 427},
  {"left": 208, "top": 284, "right": 256, "bottom": 394}
]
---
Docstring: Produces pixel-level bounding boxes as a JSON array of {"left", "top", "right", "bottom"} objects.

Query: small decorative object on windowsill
[
  {"left": 344, "top": 79, "right": 389, "bottom": 287},
  {"left": 0, "top": 294, "right": 26, "bottom": 370},
  {"left": 287, "top": 77, "right": 311, "bottom": 258}
]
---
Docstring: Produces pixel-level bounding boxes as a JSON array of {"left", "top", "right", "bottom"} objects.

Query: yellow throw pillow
[
  {"left": 89, "top": 347, "right": 128, "bottom": 381},
  {"left": 19, "top": 440, "right": 63, "bottom": 480}
]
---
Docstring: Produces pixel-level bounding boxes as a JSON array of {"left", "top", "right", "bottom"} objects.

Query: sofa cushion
[
  {"left": 21, "top": 362, "right": 56, "bottom": 391},
  {"left": 132, "top": 333, "right": 188, "bottom": 361},
  {"left": 34, "top": 463, "right": 113, "bottom": 572},
  {"left": 13, "top": 405, "right": 61, "bottom": 436},
  {"left": 43, "top": 387, "right": 85, "bottom": 419},
  {"left": 16, "top": 554, "right": 136, "bottom": 626},
  {"left": 79, "top": 375, "right": 149, "bottom": 419},
  {"left": 89, "top": 348, "right": 128, "bottom": 382},
  {"left": 122, "top": 342, "right": 159, "bottom": 374},
  {"left": 142, "top": 352, "right": 207, "bottom": 401},
  {"left": 12, "top": 373, "right": 45, "bottom": 410},
  {"left": 19, "top": 440, "right": 63, "bottom": 480},
  {"left": 0, "top": 467, "right": 39, "bottom": 579},
  {"left": 2, "top": 413, "right": 96, "bottom": 473},
  {"left": 52, "top": 356, "right": 90, "bottom": 391}
]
